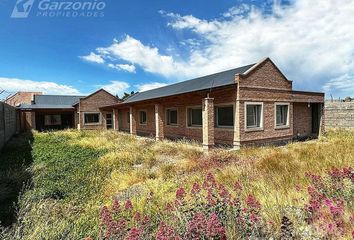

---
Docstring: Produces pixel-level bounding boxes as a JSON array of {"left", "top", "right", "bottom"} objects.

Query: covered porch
[
  {"left": 101, "top": 87, "right": 237, "bottom": 151},
  {"left": 292, "top": 91, "right": 325, "bottom": 139},
  {"left": 20, "top": 109, "right": 76, "bottom": 131}
]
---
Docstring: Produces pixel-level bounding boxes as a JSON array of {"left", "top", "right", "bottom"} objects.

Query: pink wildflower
[
  {"left": 246, "top": 194, "right": 260, "bottom": 210},
  {"left": 207, "top": 213, "right": 226, "bottom": 239},
  {"left": 125, "top": 200, "right": 133, "bottom": 210},
  {"left": 112, "top": 199, "right": 120, "bottom": 213},
  {"left": 176, "top": 187, "right": 186, "bottom": 200},
  {"left": 126, "top": 227, "right": 141, "bottom": 240},
  {"left": 191, "top": 183, "right": 201, "bottom": 195}
]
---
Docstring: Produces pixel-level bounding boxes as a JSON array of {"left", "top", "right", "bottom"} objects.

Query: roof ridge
[
  {"left": 124, "top": 62, "right": 257, "bottom": 104},
  {"left": 37, "top": 94, "right": 86, "bottom": 97},
  {"left": 133, "top": 63, "right": 256, "bottom": 95}
]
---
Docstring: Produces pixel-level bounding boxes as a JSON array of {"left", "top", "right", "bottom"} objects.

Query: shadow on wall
[{"left": 0, "top": 131, "right": 34, "bottom": 227}]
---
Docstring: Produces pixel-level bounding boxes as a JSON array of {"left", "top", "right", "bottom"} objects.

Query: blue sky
[{"left": 0, "top": 0, "right": 353, "bottom": 99}]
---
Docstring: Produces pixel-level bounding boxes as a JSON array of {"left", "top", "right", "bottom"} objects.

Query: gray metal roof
[
  {"left": 34, "top": 95, "right": 83, "bottom": 105},
  {"left": 19, "top": 104, "right": 76, "bottom": 109},
  {"left": 19, "top": 95, "right": 85, "bottom": 109},
  {"left": 124, "top": 63, "right": 255, "bottom": 103}
]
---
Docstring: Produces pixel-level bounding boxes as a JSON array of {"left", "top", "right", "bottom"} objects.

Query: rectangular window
[
  {"left": 106, "top": 113, "right": 113, "bottom": 129},
  {"left": 276, "top": 103, "right": 289, "bottom": 127},
  {"left": 216, "top": 105, "right": 234, "bottom": 127},
  {"left": 246, "top": 103, "right": 263, "bottom": 129},
  {"left": 44, "top": 114, "right": 61, "bottom": 126},
  {"left": 84, "top": 113, "right": 100, "bottom": 124},
  {"left": 167, "top": 108, "right": 178, "bottom": 125},
  {"left": 187, "top": 107, "right": 202, "bottom": 127},
  {"left": 139, "top": 110, "right": 147, "bottom": 124},
  {"left": 127, "top": 112, "right": 130, "bottom": 124}
]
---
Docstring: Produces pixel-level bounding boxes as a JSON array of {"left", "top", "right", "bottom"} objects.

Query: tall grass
[{"left": 0, "top": 129, "right": 353, "bottom": 239}]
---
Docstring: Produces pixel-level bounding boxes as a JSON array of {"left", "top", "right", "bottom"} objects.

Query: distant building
[
  {"left": 5, "top": 91, "right": 42, "bottom": 107},
  {"left": 17, "top": 89, "right": 120, "bottom": 131}
]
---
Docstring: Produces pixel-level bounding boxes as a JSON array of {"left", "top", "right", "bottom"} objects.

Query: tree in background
[{"left": 116, "top": 91, "right": 138, "bottom": 101}]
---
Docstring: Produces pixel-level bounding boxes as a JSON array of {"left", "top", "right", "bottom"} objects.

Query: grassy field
[{"left": 0, "top": 129, "right": 353, "bottom": 239}]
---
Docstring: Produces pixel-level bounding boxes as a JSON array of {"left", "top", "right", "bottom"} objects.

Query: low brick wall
[
  {"left": 0, "top": 102, "right": 18, "bottom": 150},
  {"left": 324, "top": 101, "right": 354, "bottom": 129}
]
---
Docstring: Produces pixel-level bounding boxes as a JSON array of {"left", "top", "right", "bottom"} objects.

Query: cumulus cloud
[
  {"left": 107, "top": 63, "right": 136, "bottom": 73},
  {"left": 0, "top": 77, "right": 81, "bottom": 96},
  {"left": 80, "top": 52, "right": 105, "bottom": 64},
  {"left": 323, "top": 74, "right": 354, "bottom": 98},
  {"left": 99, "top": 80, "right": 130, "bottom": 96},
  {"left": 136, "top": 82, "right": 168, "bottom": 92},
  {"left": 164, "top": 12, "right": 220, "bottom": 34},
  {"left": 96, "top": 35, "right": 188, "bottom": 78},
  {"left": 83, "top": 0, "right": 354, "bottom": 97}
]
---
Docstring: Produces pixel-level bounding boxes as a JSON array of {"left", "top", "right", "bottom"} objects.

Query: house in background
[
  {"left": 102, "top": 58, "right": 324, "bottom": 150},
  {"left": 5, "top": 57, "right": 324, "bottom": 150},
  {"left": 4, "top": 91, "right": 42, "bottom": 107},
  {"left": 9, "top": 89, "right": 120, "bottom": 131},
  {"left": 5, "top": 91, "right": 43, "bottom": 130}
]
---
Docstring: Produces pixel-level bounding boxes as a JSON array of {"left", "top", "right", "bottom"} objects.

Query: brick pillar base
[
  {"left": 233, "top": 97, "right": 241, "bottom": 150},
  {"left": 113, "top": 109, "right": 119, "bottom": 131},
  {"left": 202, "top": 97, "right": 214, "bottom": 152},
  {"left": 155, "top": 104, "right": 164, "bottom": 140},
  {"left": 130, "top": 106, "right": 137, "bottom": 135},
  {"left": 31, "top": 112, "right": 36, "bottom": 130}
]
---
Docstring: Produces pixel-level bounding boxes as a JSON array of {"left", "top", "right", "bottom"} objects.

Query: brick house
[
  {"left": 5, "top": 91, "right": 43, "bottom": 130},
  {"left": 102, "top": 58, "right": 324, "bottom": 150},
  {"left": 16, "top": 89, "right": 120, "bottom": 131}
]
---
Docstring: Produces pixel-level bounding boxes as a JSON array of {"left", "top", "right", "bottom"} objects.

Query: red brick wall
[
  {"left": 119, "top": 108, "right": 130, "bottom": 132},
  {"left": 238, "top": 101, "right": 293, "bottom": 143},
  {"left": 237, "top": 59, "right": 294, "bottom": 144},
  {"left": 293, "top": 102, "right": 312, "bottom": 136},
  {"left": 240, "top": 60, "right": 292, "bottom": 90},
  {"left": 135, "top": 105, "right": 156, "bottom": 135},
  {"left": 5, "top": 92, "right": 42, "bottom": 107},
  {"left": 121, "top": 87, "right": 237, "bottom": 145},
  {"left": 79, "top": 89, "right": 120, "bottom": 130}
]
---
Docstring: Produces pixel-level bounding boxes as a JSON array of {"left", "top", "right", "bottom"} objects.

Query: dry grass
[{"left": 1, "top": 129, "right": 353, "bottom": 239}]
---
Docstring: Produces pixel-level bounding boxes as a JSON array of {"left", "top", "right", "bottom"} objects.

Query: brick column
[
  {"left": 155, "top": 104, "right": 164, "bottom": 140},
  {"left": 77, "top": 103, "right": 81, "bottom": 130},
  {"left": 129, "top": 106, "right": 137, "bottom": 135},
  {"left": 31, "top": 112, "right": 36, "bottom": 130},
  {"left": 113, "top": 109, "right": 119, "bottom": 131},
  {"left": 233, "top": 85, "right": 241, "bottom": 150},
  {"left": 202, "top": 97, "right": 214, "bottom": 152}
]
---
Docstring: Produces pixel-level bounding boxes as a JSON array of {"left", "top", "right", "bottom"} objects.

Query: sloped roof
[
  {"left": 19, "top": 95, "right": 85, "bottom": 109},
  {"left": 124, "top": 63, "right": 256, "bottom": 103},
  {"left": 34, "top": 95, "right": 83, "bottom": 105}
]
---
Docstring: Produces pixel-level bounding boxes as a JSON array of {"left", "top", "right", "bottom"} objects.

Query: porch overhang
[{"left": 291, "top": 90, "right": 325, "bottom": 103}]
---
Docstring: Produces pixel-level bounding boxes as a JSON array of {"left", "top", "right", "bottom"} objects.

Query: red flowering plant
[
  {"left": 304, "top": 167, "right": 353, "bottom": 238},
  {"left": 99, "top": 198, "right": 153, "bottom": 239},
  {"left": 159, "top": 172, "right": 270, "bottom": 239}
]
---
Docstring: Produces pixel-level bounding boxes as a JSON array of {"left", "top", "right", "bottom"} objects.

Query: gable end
[{"left": 239, "top": 58, "right": 292, "bottom": 90}]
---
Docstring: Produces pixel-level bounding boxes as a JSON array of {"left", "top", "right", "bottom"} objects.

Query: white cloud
[
  {"left": 107, "top": 63, "right": 136, "bottom": 73},
  {"left": 164, "top": 12, "right": 220, "bottom": 34},
  {"left": 80, "top": 52, "right": 105, "bottom": 64},
  {"left": 136, "top": 82, "right": 167, "bottom": 92},
  {"left": 99, "top": 80, "right": 130, "bottom": 96},
  {"left": 0, "top": 77, "right": 81, "bottom": 96},
  {"left": 96, "top": 35, "right": 188, "bottom": 78},
  {"left": 323, "top": 74, "right": 354, "bottom": 98},
  {"left": 84, "top": 0, "right": 354, "bottom": 97}
]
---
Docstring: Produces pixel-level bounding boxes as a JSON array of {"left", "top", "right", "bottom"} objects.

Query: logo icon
[{"left": 11, "top": 0, "right": 35, "bottom": 18}]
